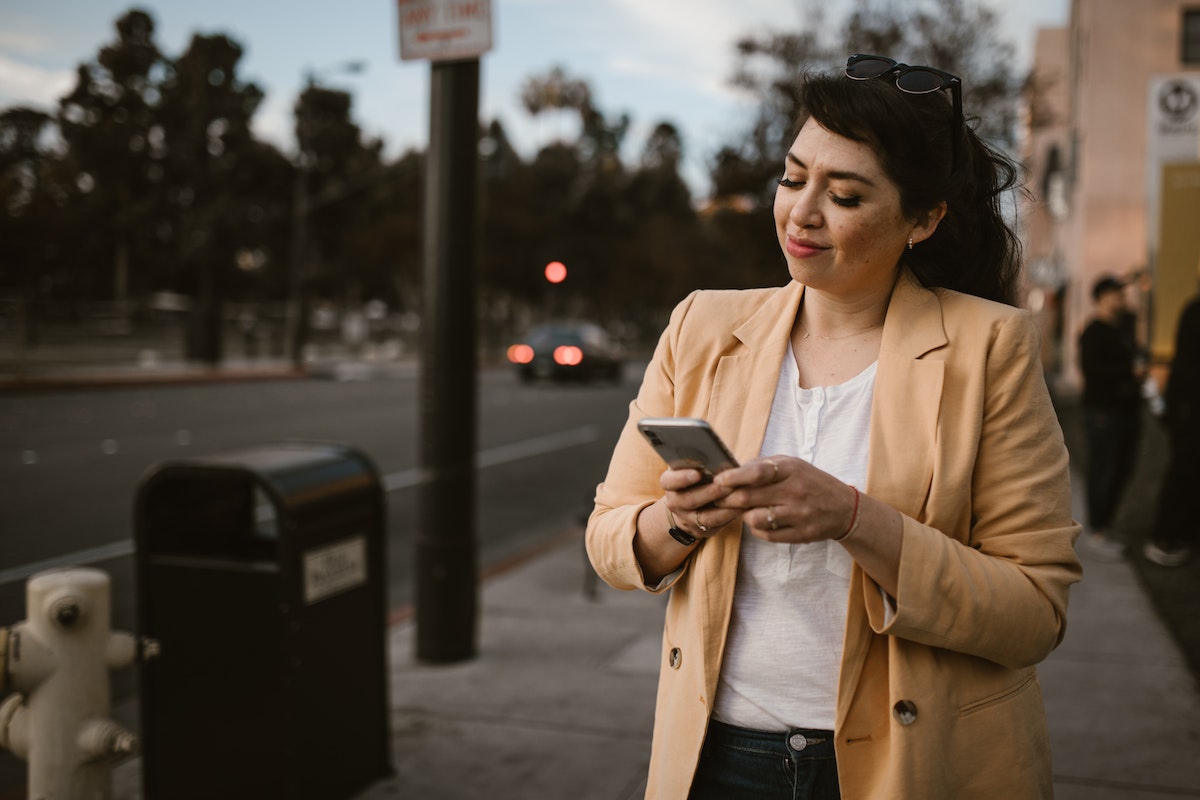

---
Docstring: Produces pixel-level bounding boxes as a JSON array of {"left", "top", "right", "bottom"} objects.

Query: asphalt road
[{"left": 0, "top": 363, "right": 640, "bottom": 791}]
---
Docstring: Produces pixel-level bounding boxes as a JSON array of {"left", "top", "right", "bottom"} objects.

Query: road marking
[
  {"left": 0, "top": 540, "right": 134, "bottom": 586},
  {"left": 0, "top": 425, "right": 603, "bottom": 586},
  {"left": 381, "top": 424, "right": 599, "bottom": 491}
]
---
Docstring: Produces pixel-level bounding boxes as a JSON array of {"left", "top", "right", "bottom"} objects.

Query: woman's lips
[{"left": 786, "top": 236, "right": 828, "bottom": 258}]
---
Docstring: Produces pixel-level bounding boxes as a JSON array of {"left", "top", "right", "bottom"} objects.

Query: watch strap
[
  {"left": 664, "top": 506, "right": 697, "bottom": 546},
  {"left": 668, "top": 526, "right": 698, "bottom": 546}
]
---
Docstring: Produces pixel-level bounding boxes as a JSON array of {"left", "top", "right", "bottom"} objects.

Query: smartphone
[{"left": 637, "top": 417, "right": 739, "bottom": 482}]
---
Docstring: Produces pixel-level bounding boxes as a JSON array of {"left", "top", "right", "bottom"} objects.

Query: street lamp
[{"left": 285, "top": 60, "right": 368, "bottom": 368}]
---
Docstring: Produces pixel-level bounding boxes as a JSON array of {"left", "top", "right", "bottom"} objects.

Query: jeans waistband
[{"left": 706, "top": 719, "right": 836, "bottom": 759}]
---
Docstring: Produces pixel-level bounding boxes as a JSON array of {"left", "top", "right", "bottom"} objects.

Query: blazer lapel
[
  {"left": 838, "top": 269, "right": 947, "bottom": 726},
  {"left": 707, "top": 281, "right": 804, "bottom": 464},
  {"left": 868, "top": 271, "right": 946, "bottom": 518},
  {"left": 694, "top": 282, "right": 802, "bottom": 696}
]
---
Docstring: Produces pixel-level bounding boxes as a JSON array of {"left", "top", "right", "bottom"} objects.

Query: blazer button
[
  {"left": 893, "top": 700, "right": 918, "bottom": 725},
  {"left": 668, "top": 647, "right": 682, "bottom": 669}
]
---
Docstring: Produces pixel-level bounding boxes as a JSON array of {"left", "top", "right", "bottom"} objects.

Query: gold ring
[
  {"left": 766, "top": 506, "right": 778, "bottom": 531},
  {"left": 694, "top": 511, "right": 712, "bottom": 533},
  {"left": 766, "top": 459, "right": 780, "bottom": 482}
]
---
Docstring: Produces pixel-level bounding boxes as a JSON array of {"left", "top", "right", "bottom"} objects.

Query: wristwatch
[
  {"left": 668, "top": 526, "right": 698, "bottom": 546},
  {"left": 665, "top": 507, "right": 697, "bottom": 546}
]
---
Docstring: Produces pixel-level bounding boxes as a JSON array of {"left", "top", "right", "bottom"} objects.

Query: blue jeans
[
  {"left": 689, "top": 720, "right": 841, "bottom": 800},
  {"left": 1082, "top": 407, "right": 1141, "bottom": 531}
]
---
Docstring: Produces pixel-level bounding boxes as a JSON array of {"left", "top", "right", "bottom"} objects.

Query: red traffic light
[{"left": 544, "top": 261, "right": 567, "bottom": 284}]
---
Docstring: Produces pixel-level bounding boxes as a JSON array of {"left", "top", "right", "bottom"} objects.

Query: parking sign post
[{"left": 399, "top": 0, "right": 492, "bottom": 663}]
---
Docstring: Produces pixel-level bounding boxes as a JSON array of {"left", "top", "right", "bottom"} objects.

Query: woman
[{"left": 586, "top": 55, "right": 1082, "bottom": 800}]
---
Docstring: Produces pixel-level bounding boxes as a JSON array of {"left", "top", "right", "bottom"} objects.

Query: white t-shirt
[{"left": 712, "top": 342, "right": 876, "bottom": 731}]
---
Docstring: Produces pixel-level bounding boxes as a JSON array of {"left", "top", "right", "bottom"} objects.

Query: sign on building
[
  {"left": 1147, "top": 74, "right": 1200, "bottom": 361},
  {"left": 1152, "top": 162, "right": 1200, "bottom": 360},
  {"left": 398, "top": 0, "right": 493, "bottom": 62},
  {"left": 1146, "top": 74, "right": 1200, "bottom": 254}
]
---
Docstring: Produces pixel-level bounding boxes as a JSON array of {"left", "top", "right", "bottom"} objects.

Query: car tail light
[
  {"left": 507, "top": 344, "right": 535, "bottom": 364},
  {"left": 554, "top": 345, "right": 583, "bottom": 366}
]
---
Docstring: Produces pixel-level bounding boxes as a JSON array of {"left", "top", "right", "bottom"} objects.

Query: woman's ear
[{"left": 911, "top": 201, "right": 948, "bottom": 245}]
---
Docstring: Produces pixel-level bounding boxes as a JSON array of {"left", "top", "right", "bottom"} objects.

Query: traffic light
[{"left": 544, "top": 261, "right": 567, "bottom": 284}]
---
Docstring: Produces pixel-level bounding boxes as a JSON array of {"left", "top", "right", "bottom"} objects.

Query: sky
[{"left": 0, "top": 0, "right": 1069, "bottom": 195}]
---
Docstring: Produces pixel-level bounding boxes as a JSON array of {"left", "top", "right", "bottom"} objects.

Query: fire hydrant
[{"left": 0, "top": 567, "right": 156, "bottom": 799}]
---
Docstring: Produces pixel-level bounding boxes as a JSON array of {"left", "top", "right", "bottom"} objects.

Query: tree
[
  {"left": 0, "top": 108, "right": 60, "bottom": 344},
  {"left": 56, "top": 9, "right": 168, "bottom": 310},
  {"left": 343, "top": 150, "right": 423, "bottom": 310},
  {"left": 293, "top": 82, "right": 384, "bottom": 301},
  {"left": 286, "top": 80, "right": 388, "bottom": 361},
  {"left": 519, "top": 65, "right": 592, "bottom": 123},
  {"left": 156, "top": 31, "right": 266, "bottom": 362},
  {"left": 520, "top": 65, "right": 630, "bottom": 172}
]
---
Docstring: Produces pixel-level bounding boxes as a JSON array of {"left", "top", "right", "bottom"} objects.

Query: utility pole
[
  {"left": 398, "top": 0, "right": 493, "bottom": 663},
  {"left": 416, "top": 58, "right": 480, "bottom": 662}
]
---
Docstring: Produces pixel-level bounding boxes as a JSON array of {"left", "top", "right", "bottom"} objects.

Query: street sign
[
  {"left": 1144, "top": 73, "right": 1200, "bottom": 359},
  {"left": 398, "top": 0, "right": 493, "bottom": 62}
]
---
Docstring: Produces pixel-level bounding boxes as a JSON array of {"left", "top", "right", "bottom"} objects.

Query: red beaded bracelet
[{"left": 834, "top": 486, "right": 861, "bottom": 542}]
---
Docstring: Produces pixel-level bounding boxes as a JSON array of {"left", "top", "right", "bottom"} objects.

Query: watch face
[{"left": 668, "top": 527, "right": 697, "bottom": 546}]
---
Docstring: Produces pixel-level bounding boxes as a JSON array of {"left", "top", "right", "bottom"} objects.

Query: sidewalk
[
  {"left": 105, "top": 512, "right": 1200, "bottom": 800},
  {"left": 1041, "top": 496, "right": 1200, "bottom": 798}
]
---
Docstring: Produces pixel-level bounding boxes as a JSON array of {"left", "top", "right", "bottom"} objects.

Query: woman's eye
[
  {"left": 778, "top": 176, "right": 803, "bottom": 189},
  {"left": 831, "top": 194, "right": 862, "bottom": 207}
]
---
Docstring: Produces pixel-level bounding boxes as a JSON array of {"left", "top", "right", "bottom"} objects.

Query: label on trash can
[{"left": 303, "top": 535, "right": 368, "bottom": 605}]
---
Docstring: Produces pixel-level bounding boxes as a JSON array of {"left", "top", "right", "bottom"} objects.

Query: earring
[{"left": 907, "top": 236, "right": 914, "bottom": 251}]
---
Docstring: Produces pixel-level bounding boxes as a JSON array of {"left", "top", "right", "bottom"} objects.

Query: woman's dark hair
[{"left": 796, "top": 71, "right": 1021, "bottom": 306}]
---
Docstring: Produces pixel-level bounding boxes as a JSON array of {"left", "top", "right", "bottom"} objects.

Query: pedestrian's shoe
[
  {"left": 1142, "top": 541, "right": 1190, "bottom": 567},
  {"left": 1084, "top": 532, "right": 1125, "bottom": 562}
]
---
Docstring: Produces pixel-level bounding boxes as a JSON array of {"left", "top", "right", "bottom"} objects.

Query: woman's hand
[
  {"left": 661, "top": 467, "right": 739, "bottom": 538},
  {"left": 713, "top": 457, "right": 855, "bottom": 543},
  {"left": 715, "top": 456, "right": 904, "bottom": 595},
  {"left": 632, "top": 467, "right": 736, "bottom": 586}
]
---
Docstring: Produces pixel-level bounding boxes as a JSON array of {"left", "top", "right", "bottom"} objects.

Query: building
[{"left": 1021, "top": 0, "right": 1200, "bottom": 386}]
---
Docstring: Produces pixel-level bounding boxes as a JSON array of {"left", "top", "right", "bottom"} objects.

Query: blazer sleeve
[
  {"left": 868, "top": 310, "right": 1083, "bottom": 668},
  {"left": 586, "top": 291, "right": 699, "bottom": 593}
]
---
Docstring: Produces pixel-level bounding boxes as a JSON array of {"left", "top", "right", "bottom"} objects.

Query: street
[{"left": 0, "top": 363, "right": 639, "bottom": 791}]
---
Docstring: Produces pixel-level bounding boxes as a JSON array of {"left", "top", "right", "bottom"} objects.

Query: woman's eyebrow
[{"left": 785, "top": 152, "right": 877, "bottom": 187}]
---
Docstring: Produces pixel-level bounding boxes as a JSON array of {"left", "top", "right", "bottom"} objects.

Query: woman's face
[{"left": 774, "top": 117, "right": 937, "bottom": 297}]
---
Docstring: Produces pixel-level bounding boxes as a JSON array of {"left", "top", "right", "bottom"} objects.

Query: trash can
[{"left": 134, "top": 442, "right": 391, "bottom": 799}]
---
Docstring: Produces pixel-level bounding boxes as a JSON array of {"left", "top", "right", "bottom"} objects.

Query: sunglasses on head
[{"left": 844, "top": 54, "right": 963, "bottom": 171}]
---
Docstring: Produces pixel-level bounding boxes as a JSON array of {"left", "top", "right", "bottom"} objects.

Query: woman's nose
[{"left": 788, "top": 191, "right": 821, "bottom": 227}]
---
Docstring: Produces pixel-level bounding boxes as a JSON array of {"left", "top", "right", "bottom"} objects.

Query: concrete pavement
[{"left": 1042, "top": 551, "right": 1200, "bottom": 799}]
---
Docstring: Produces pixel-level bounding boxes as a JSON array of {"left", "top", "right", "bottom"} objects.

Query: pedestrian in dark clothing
[
  {"left": 1144, "top": 291, "right": 1200, "bottom": 566},
  {"left": 1078, "top": 275, "right": 1145, "bottom": 560}
]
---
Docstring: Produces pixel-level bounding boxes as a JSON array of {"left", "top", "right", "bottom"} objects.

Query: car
[{"left": 507, "top": 321, "right": 623, "bottom": 384}]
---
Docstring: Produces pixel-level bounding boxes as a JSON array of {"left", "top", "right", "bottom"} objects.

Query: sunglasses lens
[
  {"left": 894, "top": 69, "right": 946, "bottom": 94},
  {"left": 846, "top": 56, "right": 896, "bottom": 80}
]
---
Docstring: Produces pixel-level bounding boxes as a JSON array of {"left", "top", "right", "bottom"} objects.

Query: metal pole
[
  {"left": 416, "top": 58, "right": 480, "bottom": 662},
  {"left": 286, "top": 73, "right": 315, "bottom": 369},
  {"left": 286, "top": 158, "right": 310, "bottom": 368}
]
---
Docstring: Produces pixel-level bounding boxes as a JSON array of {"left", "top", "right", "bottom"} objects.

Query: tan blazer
[{"left": 587, "top": 270, "right": 1083, "bottom": 799}]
